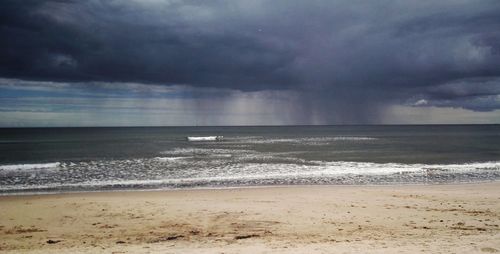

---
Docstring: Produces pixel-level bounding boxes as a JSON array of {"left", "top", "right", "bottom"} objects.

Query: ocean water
[{"left": 0, "top": 125, "right": 499, "bottom": 194}]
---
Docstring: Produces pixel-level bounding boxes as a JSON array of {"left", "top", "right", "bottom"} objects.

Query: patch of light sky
[{"left": 1, "top": 78, "right": 499, "bottom": 127}]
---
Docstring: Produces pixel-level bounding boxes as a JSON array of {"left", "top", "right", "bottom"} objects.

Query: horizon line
[{"left": 0, "top": 123, "right": 499, "bottom": 129}]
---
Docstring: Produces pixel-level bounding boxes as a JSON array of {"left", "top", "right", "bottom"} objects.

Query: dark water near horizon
[{"left": 1, "top": 125, "right": 499, "bottom": 194}]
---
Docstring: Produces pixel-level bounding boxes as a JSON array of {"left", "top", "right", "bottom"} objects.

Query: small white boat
[{"left": 186, "top": 136, "right": 223, "bottom": 141}]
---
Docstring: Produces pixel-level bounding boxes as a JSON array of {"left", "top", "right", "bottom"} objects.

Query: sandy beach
[{"left": 1, "top": 182, "right": 499, "bottom": 253}]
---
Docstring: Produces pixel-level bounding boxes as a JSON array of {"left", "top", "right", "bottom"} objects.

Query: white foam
[
  {"left": 169, "top": 160, "right": 500, "bottom": 182},
  {"left": 4, "top": 160, "right": 499, "bottom": 191},
  {"left": 155, "top": 157, "right": 188, "bottom": 162},
  {"left": 331, "top": 136, "right": 378, "bottom": 141},
  {"left": 0, "top": 162, "right": 61, "bottom": 171},
  {"left": 115, "top": 161, "right": 500, "bottom": 184},
  {"left": 161, "top": 148, "right": 253, "bottom": 156},
  {"left": 1, "top": 158, "right": 498, "bottom": 193},
  {"left": 233, "top": 136, "right": 378, "bottom": 144},
  {"left": 187, "top": 136, "right": 223, "bottom": 141}
]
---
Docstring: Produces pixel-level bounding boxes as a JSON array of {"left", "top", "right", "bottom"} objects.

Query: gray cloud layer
[{"left": 1, "top": 0, "right": 500, "bottom": 123}]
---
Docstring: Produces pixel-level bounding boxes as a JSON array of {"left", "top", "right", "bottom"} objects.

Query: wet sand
[{"left": 1, "top": 182, "right": 499, "bottom": 253}]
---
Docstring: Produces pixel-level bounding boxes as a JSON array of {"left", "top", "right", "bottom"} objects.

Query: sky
[{"left": 1, "top": 0, "right": 500, "bottom": 127}]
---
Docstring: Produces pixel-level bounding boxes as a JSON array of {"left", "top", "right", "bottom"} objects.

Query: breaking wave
[
  {"left": 0, "top": 162, "right": 60, "bottom": 171},
  {"left": 0, "top": 158, "right": 499, "bottom": 194},
  {"left": 222, "top": 136, "right": 378, "bottom": 144}
]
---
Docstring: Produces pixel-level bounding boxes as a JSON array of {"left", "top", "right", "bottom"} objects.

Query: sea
[{"left": 0, "top": 125, "right": 499, "bottom": 195}]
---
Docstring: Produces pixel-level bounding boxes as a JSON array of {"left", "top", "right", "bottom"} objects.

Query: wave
[
  {"left": 155, "top": 157, "right": 189, "bottom": 162},
  {"left": 330, "top": 136, "right": 377, "bottom": 141},
  {"left": 1, "top": 160, "right": 498, "bottom": 193},
  {"left": 161, "top": 148, "right": 253, "bottom": 156},
  {"left": 0, "top": 162, "right": 61, "bottom": 171},
  {"left": 314, "top": 161, "right": 500, "bottom": 175},
  {"left": 229, "top": 136, "right": 378, "bottom": 144}
]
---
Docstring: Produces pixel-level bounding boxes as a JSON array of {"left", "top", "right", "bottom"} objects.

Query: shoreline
[
  {"left": 1, "top": 182, "right": 499, "bottom": 253},
  {"left": 1, "top": 179, "right": 499, "bottom": 197}
]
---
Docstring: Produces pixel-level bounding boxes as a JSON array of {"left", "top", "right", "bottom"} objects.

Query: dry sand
[{"left": 1, "top": 182, "right": 499, "bottom": 253}]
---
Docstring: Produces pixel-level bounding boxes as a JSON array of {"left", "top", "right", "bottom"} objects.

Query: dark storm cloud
[
  {"left": 1, "top": 0, "right": 500, "bottom": 123},
  {"left": 429, "top": 78, "right": 500, "bottom": 100},
  {"left": 409, "top": 77, "right": 500, "bottom": 112},
  {"left": 0, "top": 0, "right": 298, "bottom": 90}
]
